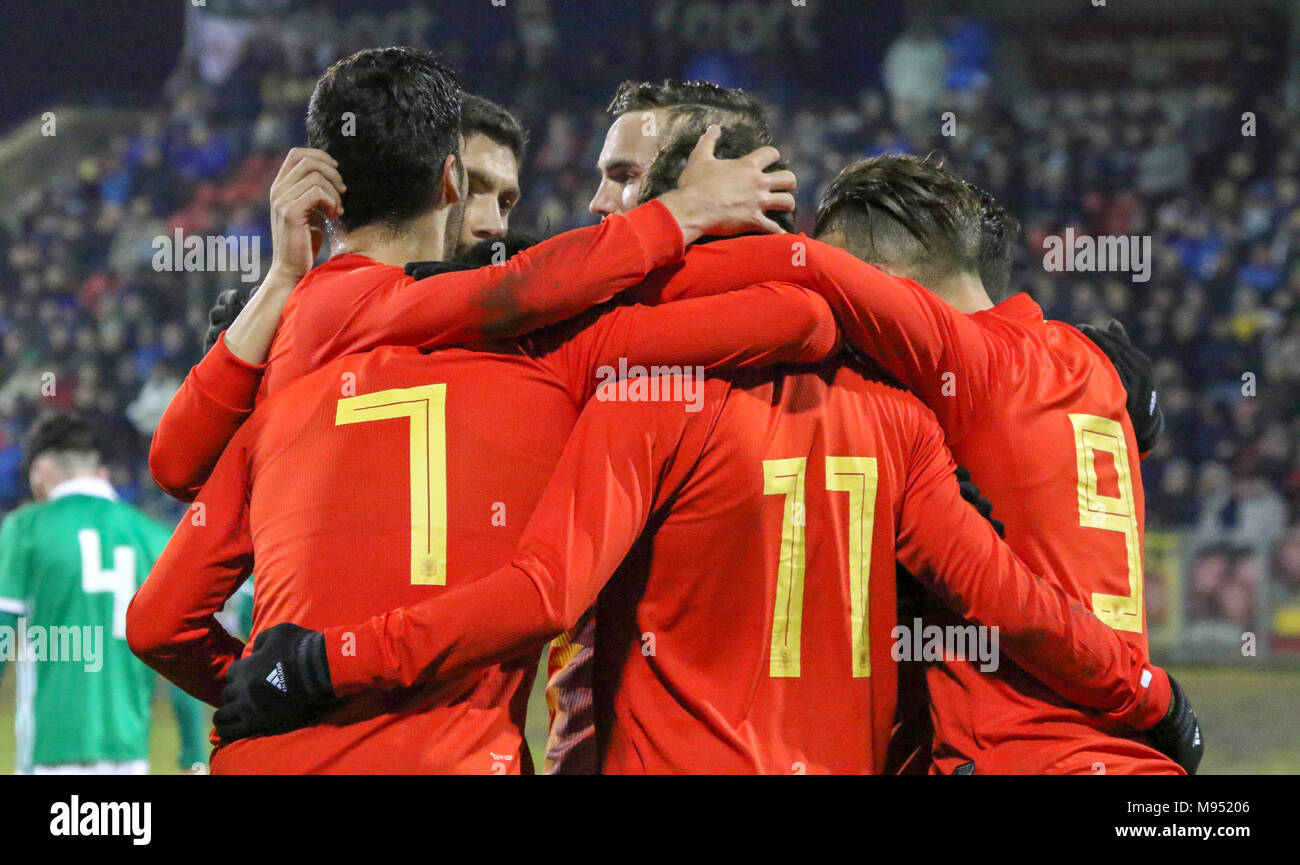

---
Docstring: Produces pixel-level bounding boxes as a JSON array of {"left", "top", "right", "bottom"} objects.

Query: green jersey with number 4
[{"left": 0, "top": 482, "right": 204, "bottom": 771}]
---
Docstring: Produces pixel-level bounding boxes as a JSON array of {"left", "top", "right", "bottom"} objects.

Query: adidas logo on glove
[{"left": 266, "top": 662, "right": 288, "bottom": 692}]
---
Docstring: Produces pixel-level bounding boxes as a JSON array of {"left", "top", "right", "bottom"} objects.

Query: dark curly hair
[
  {"left": 306, "top": 47, "right": 461, "bottom": 232},
  {"left": 21, "top": 411, "right": 101, "bottom": 479}
]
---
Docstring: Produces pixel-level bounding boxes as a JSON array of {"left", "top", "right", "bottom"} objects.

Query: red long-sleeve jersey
[
  {"left": 639, "top": 234, "right": 1176, "bottom": 773},
  {"left": 322, "top": 360, "right": 1171, "bottom": 774},
  {"left": 127, "top": 284, "right": 836, "bottom": 774},
  {"left": 149, "top": 200, "right": 687, "bottom": 501}
]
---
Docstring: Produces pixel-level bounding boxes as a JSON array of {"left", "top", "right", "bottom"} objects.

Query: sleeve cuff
[
  {"left": 1112, "top": 663, "right": 1172, "bottom": 730},
  {"left": 621, "top": 199, "right": 687, "bottom": 271},
  {"left": 193, "top": 332, "right": 268, "bottom": 412},
  {"left": 322, "top": 622, "right": 385, "bottom": 696}
]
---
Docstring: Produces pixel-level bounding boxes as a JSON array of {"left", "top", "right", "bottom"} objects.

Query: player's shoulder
[
  {"left": 725, "top": 357, "right": 938, "bottom": 442},
  {"left": 977, "top": 293, "right": 1121, "bottom": 391},
  {"left": 96, "top": 497, "right": 171, "bottom": 541},
  {"left": 62, "top": 491, "right": 149, "bottom": 520},
  {"left": 255, "top": 345, "right": 426, "bottom": 412},
  {"left": 0, "top": 500, "right": 41, "bottom": 530},
  {"left": 1036, "top": 319, "right": 1127, "bottom": 397},
  {"left": 301, "top": 253, "right": 408, "bottom": 294},
  {"left": 254, "top": 343, "right": 541, "bottom": 437},
  {"left": 13, "top": 492, "right": 129, "bottom": 527},
  {"left": 590, "top": 366, "right": 732, "bottom": 418},
  {"left": 834, "top": 354, "right": 934, "bottom": 416},
  {"left": 286, "top": 254, "right": 411, "bottom": 327},
  {"left": 825, "top": 356, "right": 953, "bottom": 456}
]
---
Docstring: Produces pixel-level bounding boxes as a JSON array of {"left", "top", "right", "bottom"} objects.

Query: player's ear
[{"left": 441, "top": 153, "right": 463, "bottom": 206}]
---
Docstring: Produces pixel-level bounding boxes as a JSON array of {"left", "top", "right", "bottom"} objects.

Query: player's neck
[
  {"left": 38, "top": 471, "right": 113, "bottom": 503},
  {"left": 937, "top": 272, "right": 995, "bottom": 314},
  {"left": 330, "top": 211, "right": 449, "bottom": 269}
]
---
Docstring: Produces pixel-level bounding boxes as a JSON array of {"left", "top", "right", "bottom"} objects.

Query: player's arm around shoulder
[
  {"left": 555, "top": 281, "right": 840, "bottom": 406},
  {"left": 504, "top": 376, "right": 731, "bottom": 630},
  {"left": 306, "top": 197, "right": 691, "bottom": 361},
  {"left": 128, "top": 427, "right": 255, "bottom": 706},
  {"left": 894, "top": 404, "right": 1175, "bottom": 731},
  {"left": 149, "top": 331, "right": 268, "bottom": 502}
]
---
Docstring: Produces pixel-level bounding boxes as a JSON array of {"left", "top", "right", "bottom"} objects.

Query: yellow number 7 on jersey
[
  {"left": 336, "top": 384, "right": 448, "bottom": 586},
  {"left": 1070, "top": 413, "right": 1143, "bottom": 633}
]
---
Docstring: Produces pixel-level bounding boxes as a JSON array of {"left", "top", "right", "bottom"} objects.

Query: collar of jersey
[
  {"left": 982, "top": 292, "right": 1043, "bottom": 324},
  {"left": 48, "top": 477, "right": 118, "bottom": 502},
  {"left": 321, "top": 252, "right": 390, "bottom": 272},
  {"left": 299, "top": 253, "right": 398, "bottom": 289}
]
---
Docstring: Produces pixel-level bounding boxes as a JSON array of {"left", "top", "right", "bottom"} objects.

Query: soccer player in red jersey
[
  {"left": 148, "top": 51, "right": 796, "bottom": 501},
  {"left": 128, "top": 274, "right": 837, "bottom": 774},
  {"left": 544, "top": 79, "right": 803, "bottom": 773},
  {"left": 166, "top": 91, "right": 525, "bottom": 484},
  {"left": 229, "top": 355, "right": 1182, "bottom": 774},
  {"left": 808, "top": 157, "right": 1197, "bottom": 774},
  {"left": 210, "top": 136, "right": 1193, "bottom": 776},
  {"left": 128, "top": 57, "right": 836, "bottom": 771},
  {"left": 618, "top": 155, "right": 1201, "bottom": 774}
]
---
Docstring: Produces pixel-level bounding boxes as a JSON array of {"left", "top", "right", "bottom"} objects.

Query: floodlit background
[{"left": 0, "top": 0, "right": 1297, "bottom": 773}]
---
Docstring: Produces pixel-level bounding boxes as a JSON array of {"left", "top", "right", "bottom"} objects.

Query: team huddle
[{"left": 15, "top": 45, "right": 1203, "bottom": 774}]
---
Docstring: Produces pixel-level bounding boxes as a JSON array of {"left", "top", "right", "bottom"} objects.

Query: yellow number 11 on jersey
[
  {"left": 336, "top": 384, "right": 448, "bottom": 586},
  {"left": 763, "top": 456, "right": 877, "bottom": 679}
]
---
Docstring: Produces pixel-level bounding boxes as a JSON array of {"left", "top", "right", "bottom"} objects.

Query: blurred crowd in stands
[{"left": 0, "top": 6, "right": 1296, "bottom": 645}]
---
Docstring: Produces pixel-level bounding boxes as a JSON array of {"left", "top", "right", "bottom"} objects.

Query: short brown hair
[
  {"left": 462, "top": 93, "right": 527, "bottom": 165},
  {"left": 814, "top": 154, "right": 985, "bottom": 294},
  {"left": 607, "top": 79, "right": 767, "bottom": 131}
]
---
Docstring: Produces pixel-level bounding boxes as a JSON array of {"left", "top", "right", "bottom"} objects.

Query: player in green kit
[{"left": 0, "top": 413, "right": 209, "bottom": 774}]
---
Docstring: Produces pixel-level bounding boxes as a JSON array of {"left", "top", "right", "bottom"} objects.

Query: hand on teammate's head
[
  {"left": 267, "top": 147, "right": 347, "bottom": 284},
  {"left": 652, "top": 123, "right": 799, "bottom": 243}
]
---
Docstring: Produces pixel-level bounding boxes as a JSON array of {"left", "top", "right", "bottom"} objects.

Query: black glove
[
  {"left": 405, "top": 232, "right": 539, "bottom": 280},
  {"left": 1076, "top": 319, "right": 1164, "bottom": 454},
  {"left": 204, "top": 288, "right": 249, "bottom": 354},
  {"left": 405, "top": 259, "right": 476, "bottom": 280},
  {"left": 955, "top": 465, "right": 1005, "bottom": 538},
  {"left": 214, "top": 622, "right": 336, "bottom": 742},
  {"left": 1145, "top": 674, "right": 1204, "bottom": 775}
]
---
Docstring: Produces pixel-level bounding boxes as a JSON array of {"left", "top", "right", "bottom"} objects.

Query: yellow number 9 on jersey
[{"left": 1069, "top": 413, "right": 1143, "bottom": 633}]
